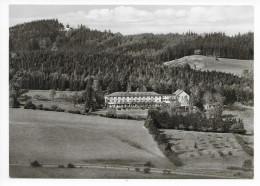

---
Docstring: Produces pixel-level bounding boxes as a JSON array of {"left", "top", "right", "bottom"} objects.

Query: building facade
[{"left": 105, "top": 90, "right": 190, "bottom": 108}]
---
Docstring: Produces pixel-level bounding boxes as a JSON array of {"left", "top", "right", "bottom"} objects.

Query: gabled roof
[
  {"left": 106, "top": 92, "right": 159, "bottom": 97},
  {"left": 173, "top": 89, "right": 184, "bottom": 96}
]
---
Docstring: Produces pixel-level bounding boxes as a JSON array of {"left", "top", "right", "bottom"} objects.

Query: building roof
[
  {"left": 173, "top": 89, "right": 184, "bottom": 96},
  {"left": 160, "top": 94, "right": 174, "bottom": 96},
  {"left": 106, "top": 92, "right": 159, "bottom": 97}
]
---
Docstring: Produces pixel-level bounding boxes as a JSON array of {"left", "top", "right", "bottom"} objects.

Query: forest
[{"left": 9, "top": 19, "right": 254, "bottom": 109}]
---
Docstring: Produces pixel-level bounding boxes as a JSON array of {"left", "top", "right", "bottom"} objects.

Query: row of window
[{"left": 109, "top": 96, "right": 160, "bottom": 99}]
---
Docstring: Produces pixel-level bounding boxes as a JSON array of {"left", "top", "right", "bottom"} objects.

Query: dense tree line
[
  {"left": 148, "top": 109, "right": 246, "bottom": 134},
  {"left": 9, "top": 20, "right": 254, "bottom": 107}
]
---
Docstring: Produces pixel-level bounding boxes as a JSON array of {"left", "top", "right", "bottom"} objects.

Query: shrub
[
  {"left": 243, "top": 159, "right": 253, "bottom": 168},
  {"left": 117, "top": 108, "right": 121, "bottom": 110},
  {"left": 68, "top": 110, "right": 81, "bottom": 114},
  {"left": 143, "top": 167, "right": 150, "bottom": 174},
  {"left": 30, "top": 160, "right": 41, "bottom": 167},
  {"left": 135, "top": 167, "right": 140, "bottom": 172},
  {"left": 36, "top": 104, "right": 43, "bottom": 110},
  {"left": 50, "top": 105, "right": 58, "bottom": 111},
  {"left": 42, "top": 107, "right": 50, "bottom": 111},
  {"left": 56, "top": 108, "right": 65, "bottom": 112},
  {"left": 105, "top": 108, "right": 117, "bottom": 118},
  {"left": 67, "top": 163, "right": 75, "bottom": 168},
  {"left": 59, "top": 164, "right": 64, "bottom": 168},
  {"left": 144, "top": 161, "right": 155, "bottom": 168},
  {"left": 228, "top": 151, "right": 233, "bottom": 156},
  {"left": 24, "top": 100, "right": 36, "bottom": 109},
  {"left": 9, "top": 97, "right": 20, "bottom": 108}
]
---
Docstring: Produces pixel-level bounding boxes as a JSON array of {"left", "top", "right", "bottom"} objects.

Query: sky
[{"left": 9, "top": 5, "right": 254, "bottom": 35}]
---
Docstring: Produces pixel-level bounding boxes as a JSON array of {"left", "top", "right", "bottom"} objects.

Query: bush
[
  {"left": 143, "top": 168, "right": 150, "bottom": 174},
  {"left": 243, "top": 159, "right": 253, "bottom": 168},
  {"left": 135, "top": 167, "right": 140, "bottom": 172},
  {"left": 117, "top": 108, "right": 121, "bottom": 110},
  {"left": 105, "top": 108, "right": 117, "bottom": 118},
  {"left": 42, "top": 107, "right": 51, "bottom": 111},
  {"left": 30, "top": 160, "right": 42, "bottom": 167},
  {"left": 67, "top": 163, "right": 75, "bottom": 168},
  {"left": 56, "top": 108, "right": 65, "bottom": 112},
  {"left": 24, "top": 100, "right": 36, "bottom": 109},
  {"left": 50, "top": 105, "right": 58, "bottom": 111},
  {"left": 9, "top": 97, "right": 20, "bottom": 108},
  {"left": 68, "top": 110, "right": 81, "bottom": 114},
  {"left": 59, "top": 164, "right": 64, "bottom": 168},
  {"left": 36, "top": 104, "right": 43, "bottom": 110},
  {"left": 144, "top": 161, "right": 155, "bottom": 167}
]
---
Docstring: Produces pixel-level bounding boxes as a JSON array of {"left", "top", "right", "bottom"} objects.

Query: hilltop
[{"left": 164, "top": 55, "right": 253, "bottom": 76}]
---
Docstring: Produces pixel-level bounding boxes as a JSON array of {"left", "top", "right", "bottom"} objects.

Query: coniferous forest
[{"left": 9, "top": 19, "right": 254, "bottom": 107}]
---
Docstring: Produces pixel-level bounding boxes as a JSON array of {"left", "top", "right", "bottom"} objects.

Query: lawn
[
  {"left": 162, "top": 129, "right": 253, "bottom": 178},
  {"left": 164, "top": 55, "right": 253, "bottom": 76},
  {"left": 9, "top": 109, "right": 172, "bottom": 170}
]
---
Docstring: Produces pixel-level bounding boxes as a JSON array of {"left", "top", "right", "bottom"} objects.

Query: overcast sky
[{"left": 9, "top": 5, "right": 254, "bottom": 35}]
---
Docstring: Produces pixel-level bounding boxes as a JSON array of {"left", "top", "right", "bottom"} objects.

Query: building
[
  {"left": 172, "top": 89, "right": 190, "bottom": 107},
  {"left": 105, "top": 89, "right": 190, "bottom": 108},
  {"left": 105, "top": 92, "right": 162, "bottom": 108}
]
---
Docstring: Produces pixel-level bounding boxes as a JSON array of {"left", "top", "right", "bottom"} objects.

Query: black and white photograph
[{"left": 1, "top": 0, "right": 258, "bottom": 183}]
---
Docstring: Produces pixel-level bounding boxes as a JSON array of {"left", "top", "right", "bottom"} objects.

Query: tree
[
  {"left": 9, "top": 82, "right": 20, "bottom": 108},
  {"left": 49, "top": 89, "right": 56, "bottom": 100},
  {"left": 84, "top": 79, "right": 96, "bottom": 112},
  {"left": 203, "top": 91, "right": 213, "bottom": 105}
]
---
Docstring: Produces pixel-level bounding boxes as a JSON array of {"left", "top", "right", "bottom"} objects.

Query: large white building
[{"left": 105, "top": 89, "right": 190, "bottom": 108}]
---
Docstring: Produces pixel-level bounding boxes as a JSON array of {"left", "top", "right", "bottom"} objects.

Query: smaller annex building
[{"left": 105, "top": 89, "right": 190, "bottom": 108}]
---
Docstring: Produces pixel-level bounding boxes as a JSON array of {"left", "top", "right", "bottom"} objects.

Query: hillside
[
  {"left": 9, "top": 19, "right": 254, "bottom": 107},
  {"left": 164, "top": 55, "right": 254, "bottom": 76}
]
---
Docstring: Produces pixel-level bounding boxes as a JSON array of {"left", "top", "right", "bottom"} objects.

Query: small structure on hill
[{"left": 194, "top": 49, "right": 202, "bottom": 55}]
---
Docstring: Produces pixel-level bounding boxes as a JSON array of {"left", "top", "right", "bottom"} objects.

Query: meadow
[
  {"left": 164, "top": 55, "right": 253, "bottom": 76},
  {"left": 162, "top": 129, "right": 253, "bottom": 178},
  {"left": 9, "top": 109, "right": 172, "bottom": 170}
]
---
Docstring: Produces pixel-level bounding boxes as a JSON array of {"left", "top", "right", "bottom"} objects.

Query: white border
[{"left": 1, "top": 0, "right": 259, "bottom": 186}]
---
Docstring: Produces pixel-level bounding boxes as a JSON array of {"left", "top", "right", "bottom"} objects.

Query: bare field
[
  {"left": 164, "top": 55, "right": 253, "bottom": 76},
  {"left": 162, "top": 129, "right": 253, "bottom": 178},
  {"left": 9, "top": 109, "right": 172, "bottom": 169}
]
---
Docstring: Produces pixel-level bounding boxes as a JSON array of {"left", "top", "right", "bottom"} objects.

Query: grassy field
[
  {"left": 9, "top": 109, "right": 172, "bottom": 171},
  {"left": 164, "top": 55, "right": 253, "bottom": 76},
  {"left": 223, "top": 107, "right": 254, "bottom": 135},
  {"left": 21, "top": 90, "right": 84, "bottom": 111},
  {"left": 162, "top": 129, "right": 253, "bottom": 178}
]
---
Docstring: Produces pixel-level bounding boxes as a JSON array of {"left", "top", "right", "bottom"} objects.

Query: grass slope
[
  {"left": 164, "top": 55, "right": 253, "bottom": 76},
  {"left": 9, "top": 109, "right": 172, "bottom": 170}
]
